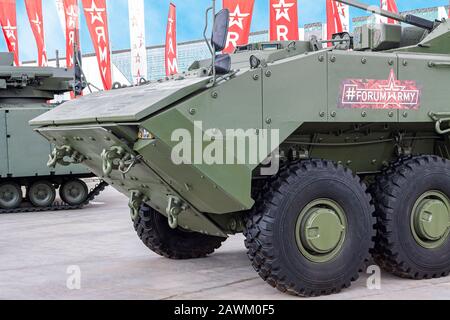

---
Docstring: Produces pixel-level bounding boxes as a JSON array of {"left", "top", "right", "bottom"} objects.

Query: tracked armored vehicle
[
  {"left": 31, "top": 0, "right": 450, "bottom": 296},
  {"left": 0, "top": 52, "right": 106, "bottom": 213}
]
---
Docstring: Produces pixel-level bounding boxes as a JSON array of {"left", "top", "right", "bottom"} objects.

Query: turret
[
  {"left": 335, "top": 0, "right": 440, "bottom": 31},
  {"left": 0, "top": 52, "right": 73, "bottom": 102}
]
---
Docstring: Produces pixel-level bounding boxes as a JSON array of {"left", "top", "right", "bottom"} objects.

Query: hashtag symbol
[{"left": 345, "top": 87, "right": 356, "bottom": 101}]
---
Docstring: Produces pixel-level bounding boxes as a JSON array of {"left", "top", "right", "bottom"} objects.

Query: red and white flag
[
  {"left": 25, "top": 0, "right": 47, "bottom": 66},
  {"left": 0, "top": 0, "right": 19, "bottom": 66},
  {"left": 165, "top": 3, "right": 178, "bottom": 76},
  {"left": 223, "top": 0, "right": 255, "bottom": 54},
  {"left": 63, "top": 0, "right": 81, "bottom": 69},
  {"left": 326, "top": 0, "right": 349, "bottom": 43},
  {"left": 128, "top": 0, "right": 147, "bottom": 84},
  {"left": 82, "top": 0, "right": 112, "bottom": 90},
  {"left": 269, "top": 0, "right": 299, "bottom": 41},
  {"left": 380, "top": 0, "right": 399, "bottom": 24}
]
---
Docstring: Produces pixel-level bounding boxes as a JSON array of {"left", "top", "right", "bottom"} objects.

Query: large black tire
[
  {"left": 372, "top": 155, "right": 450, "bottom": 279},
  {"left": 245, "top": 160, "right": 375, "bottom": 297},
  {"left": 134, "top": 204, "right": 226, "bottom": 259}
]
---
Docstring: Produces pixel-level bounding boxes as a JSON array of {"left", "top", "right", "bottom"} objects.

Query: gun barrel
[
  {"left": 336, "top": 0, "right": 405, "bottom": 22},
  {"left": 334, "top": 0, "right": 435, "bottom": 30}
]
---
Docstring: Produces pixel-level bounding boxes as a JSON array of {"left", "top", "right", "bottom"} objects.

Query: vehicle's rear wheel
[
  {"left": 28, "top": 181, "right": 56, "bottom": 207},
  {"left": 372, "top": 155, "right": 450, "bottom": 279},
  {"left": 134, "top": 204, "right": 226, "bottom": 259},
  {"left": 245, "top": 160, "right": 375, "bottom": 297},
  {"left": 0, "top": 182, "right": 23, "bottom": 209},
  {"left": 60, "top": 179, "right": 89, "bottom": 206}
]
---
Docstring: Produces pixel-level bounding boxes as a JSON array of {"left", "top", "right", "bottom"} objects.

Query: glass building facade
[
  {"left": 112, "top": 31, "right": 269, "bottom": 82},
  {"left": 111, "top": 5, "right": 448, "bottom": 82}
]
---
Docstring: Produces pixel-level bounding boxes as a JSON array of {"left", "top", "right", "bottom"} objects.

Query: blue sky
[{"left": 1, "top": 0, "right": 449, "bottom": 61}]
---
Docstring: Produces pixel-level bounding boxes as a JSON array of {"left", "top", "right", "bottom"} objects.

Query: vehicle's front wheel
[
  {"left": 134, "top": 204, "right": 226, "bottom": 259},
  {"left": 245, "top": 160, "right": 375, "bottom": 297}
]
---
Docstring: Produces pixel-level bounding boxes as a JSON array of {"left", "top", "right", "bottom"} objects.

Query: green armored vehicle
[
  {"left": 31, "top": 0, "right": 450, "bottom": 296},
  {"left": 0, "top": 52, "right": 106, "bottom": 213}
]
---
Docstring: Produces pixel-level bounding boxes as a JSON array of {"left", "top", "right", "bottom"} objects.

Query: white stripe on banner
[
  {"left": 128, "top": 0, "right": 148, "bottom": 84},
  {"left": 438, "top": 6, "right": 448, "bottom": 19},
  {"left": 55, "top": 0, "right": 67, "bottom": 31}
]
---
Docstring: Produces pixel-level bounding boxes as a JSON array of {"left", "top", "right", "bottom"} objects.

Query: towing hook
[
  {"left": 128, "top": 190, "right": 149, "bottom": 221},
  {"left": 166, "top": 196, "right": 187, "bottom": 229},
  {"left": 48, "top": 145, "right": 86, "bottom": 168},
  {"left": 101, "top": 146, "right": 141, "bottom": 178}
]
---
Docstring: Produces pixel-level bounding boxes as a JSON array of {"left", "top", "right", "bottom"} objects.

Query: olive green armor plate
[{"left": 30, "top": 76, "right": 212, "bottom": 125}]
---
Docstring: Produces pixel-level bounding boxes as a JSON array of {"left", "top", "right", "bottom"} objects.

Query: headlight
[{"left": 138, "top": 128, "right": 155, "bottom": 140}]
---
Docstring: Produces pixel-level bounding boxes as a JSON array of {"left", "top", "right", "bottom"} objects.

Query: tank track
[{"left": 0, "top": 181, "right": 108, "bottom": 214}]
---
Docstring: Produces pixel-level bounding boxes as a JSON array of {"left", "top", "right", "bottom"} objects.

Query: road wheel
[
  {"left": 0, "top": 182, "right": 23, "bottom": 209},
  {"left": 28, "top": 181, "right": 56, "bottom": 207},
  {"left": 134, "top": 204, "right": 226, "bottom": 259},
  {"left": 372, "top": 155, "right": 450, "bottom": 279},
  {"left": 60, "top": 179, "right": 89, "bottom": 206},
  {"left": 245, "top": 160, "right": 375, "bottom": 297}
]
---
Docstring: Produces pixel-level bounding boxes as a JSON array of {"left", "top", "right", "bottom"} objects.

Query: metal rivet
[
  {"left": 403, "top": 112, "right": 408, "bottom": 118},
  {"left": 189, "top": 108, "right": 196, "bottom": 115},
  {"left": 330, "top": 111, "right": 337, "bottom": 118},
  {"left": 319, "top": 111, "right": 326, "bottom": 118},
  {"left": 330, "top": 56, "right": 336, "bottom": 63},
  {"left": 265, "top": 118, "right": 272, "bottom": 125},
  {"left": 265, "top": 70, "right": 272, "bottom": 77},
  {"left": 361, "top": 58, "right": 367, "bottom": 64},
  {"left": 253, "top": 74, "right": 259, "bottom": 80},
  {"left": 388, "top": 111, "right": 394, "bottom": 118},
  {"left": 211, "top": 92, "right": 218, "bottom": 99},
  {"left": 402, "top": 60, "right": 408, "bottom": 66},
  {"left": 372, "top": 159, "right": 377, "bottom": 164},
  {"left": 388, "top": 59, "right": 394, "bottom": 66},
  {"left": 361, "top": 111, "right": 367, "bottom": 117},
  {"left": 318, "top": 55, "right": 324, "bottom": 62},
  {"left": 428, "top": 61, "right": 434, "bottom": 68}
]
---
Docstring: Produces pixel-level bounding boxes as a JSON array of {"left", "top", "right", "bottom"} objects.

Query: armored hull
[
  {"left": 32, "top": 1, "right": 450, "bottom": 296},
  {"left": 0, "top": 52, "right": 106, "bottom": 213}
]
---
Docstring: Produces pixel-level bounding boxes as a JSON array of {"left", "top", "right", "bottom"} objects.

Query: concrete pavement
[{"left": 1, "top": 187, "right": 450, "bottom": 300}]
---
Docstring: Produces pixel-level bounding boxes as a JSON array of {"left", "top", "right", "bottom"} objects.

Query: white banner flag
[
  {"left": 128, "top": 0, "right": 148, "bottom": 84},
  {"left": 438, "top": 6, "right": 448, "bottom": 19},
  {"left": 55, "top": 0, "right": 67, "bottom": 31}
]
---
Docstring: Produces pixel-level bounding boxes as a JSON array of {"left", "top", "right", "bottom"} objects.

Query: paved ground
[{"left": 1, "top": 187, "right": 450, "bottom": 300}]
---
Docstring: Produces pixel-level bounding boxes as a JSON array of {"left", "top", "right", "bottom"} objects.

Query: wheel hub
[
  {"left": 412, "top": 191, "right": 450, "bottom": 249},
  {"left": 296, "top": 199, "right": 347, "bottom": 263},
  {"left": 68, "top": 186, "right": 80, "bottom": 197},
  {"left": 2, "top": 189, "right": 13, "bottom": 201},
  {"left": 36, "top": 188, "right": 48, "bottom": 200},
  {"left": 1, "top": 187, "right": 16, "bottom": 201}
]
